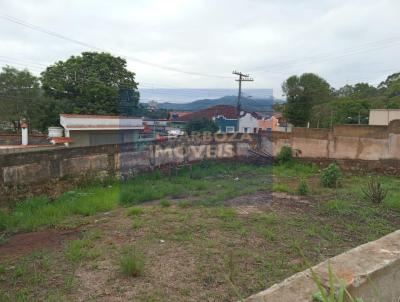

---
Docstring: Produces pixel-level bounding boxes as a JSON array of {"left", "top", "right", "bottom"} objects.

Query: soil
[{"left": 0, "top": 229, "right": 80, "bottom": 261}]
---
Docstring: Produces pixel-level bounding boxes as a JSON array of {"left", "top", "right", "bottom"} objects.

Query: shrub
[
  {"left": 119, "top": 246, "right": 144, "bottom": 277},
  {"left": 276, "top": 146, "right": 293, "bottom": 164},
  {"left": 320, "top": 163, "right": 342, "bottom": 188},
  {"left": 362, "top": 177, "right": 388, "bottom": 204},
  {"left": 297, "top": 179, "right": 310, "bottom": 196}
]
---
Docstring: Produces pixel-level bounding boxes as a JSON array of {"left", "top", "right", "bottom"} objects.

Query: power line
[
  {"left": 250, "top": 36, "right": 400, "bottom": 73},
  {"left": 0, "top": 13, "right": 231, "bottom": 79}
]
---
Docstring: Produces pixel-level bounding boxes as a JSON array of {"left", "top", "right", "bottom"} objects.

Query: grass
[
  {"left": 126, "top": 207, "right": 144, "bottom": 216},
  {"left": 64, "top": 239, "right": 90, "bottom": 264},
  {"left": 119, "top": 246, "right": 145, "bottom": 277},
  {"left": 0, "top": 161, "right": 399, "bottom": 301},
  {"left": 159, "top": 199, "right": 171, "bottom": 208}
]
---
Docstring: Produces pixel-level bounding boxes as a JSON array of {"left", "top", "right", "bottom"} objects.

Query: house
[
  {"left": 214, "top": 115, "right": 237, "bottom": 133},
  {"left": 258, "top": 115, "right": 278, "bottom": 131},
  {"left": 238, "top": 111, "right": 260, "bottom": 133},
  {"left": 176, "top": 105, "right": 238, "bottom": 133},
  {"left": 60, "top": 114, "right": 144, "bottom": 147},
  {"left": 369, "top": 109, "right": 400, "bottom": 126}
]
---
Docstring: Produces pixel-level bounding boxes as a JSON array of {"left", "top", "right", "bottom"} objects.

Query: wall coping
[{"left": 245, "top": 229, "right": 400, "bottom": 302}]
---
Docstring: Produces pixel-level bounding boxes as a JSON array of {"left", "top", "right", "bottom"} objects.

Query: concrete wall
[
  {"left": 271, "top": 120, "right": 400, "bottom": 161},
  {"left": 0, "top": 135, "right": 256, "bottom": 205},
  {"left": 245, "top": 230, "right": 400, "bottom": 302},
  {"left": 369, "top": 109, "right": 400, "bottom": 126}
]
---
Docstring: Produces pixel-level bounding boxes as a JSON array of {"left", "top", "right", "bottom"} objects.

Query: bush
[
  {"left": 119, "top": 246, "right": 144, "bottom": 277},
  {"left": 276, "top": 146, "right": 293, "bottom": 164},
  {"left": 362, "top": 177, "right": 388, "bottom": 204},
  {"left": 297, "top": 179, "right": 310, "bottom": 196},
  {"left": 320, "top": 163, "right": 342, "bottom": 188}
]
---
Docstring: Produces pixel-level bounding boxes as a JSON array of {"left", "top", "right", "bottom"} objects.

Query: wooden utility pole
[{"left": 232, "top": 71, "right": 253, "bottom": 131}]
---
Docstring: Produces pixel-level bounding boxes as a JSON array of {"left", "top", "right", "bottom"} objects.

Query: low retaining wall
[
  {"left": 0, "top": 134, "right": 257, "bottom": 205},
  {"left": 245, "top": 229, "right": 400, "bottom": 302}
]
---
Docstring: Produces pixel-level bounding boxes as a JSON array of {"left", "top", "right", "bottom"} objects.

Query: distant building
[
  {"left": 369, "top": 109, "right": 400, "bottom": 126},
  {"left": 169, "top": 111, "right": 193, "bottom": 121},
  {"left": 214, "top": 115, "right": 237, "bottom": 133},
  {"left": 60, "top": 114, "right": 144, "bottom": 147},
  {"left": 238, "top": 111, "right": 260, "bottom": 133},
  {"left": 258, "top": 115, "right": 279, "bottom": 132}
]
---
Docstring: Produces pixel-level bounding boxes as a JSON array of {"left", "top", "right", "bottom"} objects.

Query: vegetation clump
[
  {"left": 276, "top": 146, "right": 293, "bottom": 164},
  {"left": 119, "top": 246, "right": 144, "bottom": 277},
  {"left": 320, "top": 163, "right": 342, "bottom": 188},
  {"left": 362, "top": 177, "right": 388, "bottom": 204},
  {"left": 297, "top": 179, "right": 310, "bottom": 196}
]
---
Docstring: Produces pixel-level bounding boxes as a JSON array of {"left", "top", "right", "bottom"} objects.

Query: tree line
[
  {"left": 279, "top": 72, "right": 400, "bottom": 127},
  {"left": 0, "top": 52, "right": 161, "bottom": 132}
]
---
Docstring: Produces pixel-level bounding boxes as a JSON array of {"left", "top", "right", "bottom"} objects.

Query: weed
[
  {"left": 127, "top": 207, "right": 144, "bottom": 216},
  {"left": 320, "top": 163, "right": 342, "bottom": 188},
  {"left": 321, "top": 200, "right": 353, "bottom": 216},
  {"left": 311, "top": 263, "right": 363, "bottom": 302},
  {"left": 297, "top": 179, "right": 310, "bottom": 196},
  {"left": 276, "top": 146, "right": 293, "bottom": 164},
  {"left": 159, "top": 200, "right": 171, "bottom": 208},
  {"left": 272, "top": 183, "right": 292, "bottom": 193},
  {"left": 119, "top": 246, "right": 145, "bottom": 277},
  {"left": 132, "top": 219, "right": 143, "bottom": 229},
  {"left": 177, "top": 200, "right": 191, "bottom": 208},
  {"left": 64, "top": 239, "right": 89, "bottom": 264},
  {"left": 217, "top": 207, "right": 236, "bottom": 220},
  {"left": 362, "top": 177, "right": 387, "bottom": 204}
]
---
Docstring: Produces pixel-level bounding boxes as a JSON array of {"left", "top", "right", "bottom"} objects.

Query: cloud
[{"left": 0, "top": 0, "right": 399, "bottom": 98}]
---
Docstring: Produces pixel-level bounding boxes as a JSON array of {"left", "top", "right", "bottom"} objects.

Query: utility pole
[{"left": 233, "top": 71, "right": 253, "bottom": 132}]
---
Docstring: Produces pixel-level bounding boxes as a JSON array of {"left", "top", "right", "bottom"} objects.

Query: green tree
[
  {"left": 336, "top": 83, "right": 378, "bottom": 99},
  {"left": 185, "top": 118, "right": 218, "bottom": 135},
  {"left": 378, "top": 72, "right": 400, "bottom": 97},
  {"left": 0, "top": 66, "right": 40, "bottom": 130},
  {"left": 282, "top": 73, "right": 332, "bottom": 126},
  {"left": 41, "top": 52, "right": 139, "bottom": 115}
]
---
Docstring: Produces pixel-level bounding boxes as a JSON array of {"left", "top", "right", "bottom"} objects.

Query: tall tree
[
  {"left": 41, "top": 52, "right": 139, "bottom": 115},
  {"left": 282, "top": 73, "right": 331, "bottom": 127},
  {"left": 378, "top": 72, "right": 400, "bottom": 97},
  {"left": 0, "top": 66, "right": 40, "bottom": 130},
  {"left": 336, "top": 83, "right": 378, "bottom": 99}
]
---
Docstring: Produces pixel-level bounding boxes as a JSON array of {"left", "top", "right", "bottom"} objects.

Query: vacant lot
[{"left": 0, "top": 161, "right": 399, "bottom": 301}]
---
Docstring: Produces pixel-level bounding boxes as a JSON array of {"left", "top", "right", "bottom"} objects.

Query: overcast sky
[{"left": 1, "top": 0, "right": 400, "bottom": 99}]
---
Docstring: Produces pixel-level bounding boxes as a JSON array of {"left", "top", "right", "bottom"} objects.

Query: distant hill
[{"left": 155, "top": 96, "right": 282, "bottom": 112}]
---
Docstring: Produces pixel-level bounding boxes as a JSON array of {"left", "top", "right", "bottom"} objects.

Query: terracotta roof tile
[{"left": 177, "top": 105, "right": 237, "bottom": 121}]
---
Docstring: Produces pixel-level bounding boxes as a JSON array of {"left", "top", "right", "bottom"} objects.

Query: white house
[
  {"left": 60, "top": 114, "right": 144, "bottom": 147},
  {"left": 238, "top": 111, "right": 260, "bottom": 133}
]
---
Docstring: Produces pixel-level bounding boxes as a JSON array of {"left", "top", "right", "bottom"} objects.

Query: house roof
[
  {"left": 60, "top": 113, "right": 142, "bottom": 119},
  {"left": 60, "top": 113, "right": 144, "bottom": 131},
  {"left": 176, "top": 105, "right": 237, "bottom": 121}
]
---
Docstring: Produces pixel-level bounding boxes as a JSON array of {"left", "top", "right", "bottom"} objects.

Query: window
[
  {"left": 243, "top": 127, "right": 250, "bottom": 133},
  {"left": 226, "top": 126, "right": 235, "bottom": 133}
]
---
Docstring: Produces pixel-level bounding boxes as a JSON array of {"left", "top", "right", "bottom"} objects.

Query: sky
[{"left": 0, "top": 0, "right": 400, "bottom": 100}]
